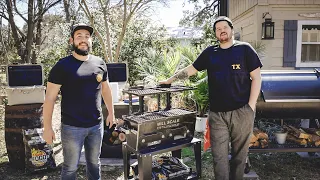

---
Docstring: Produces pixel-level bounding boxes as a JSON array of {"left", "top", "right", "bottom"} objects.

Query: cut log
[
  {"left": 286, "top": 134, "right": 307, "bottom": 145},
  {"left": 253, "top": 127, "right": 268, "bottom": 140},
  {"left": 259, "top": 139, "right": 268, "bottom": 148},
  {"left": 253, "top": 141, "right": 260, "bottom": 147},
  {"left": 308, "top": 134, "right": 320, "bottom": 143},
  {"left": 250, "top": 134, "right": 259, "bottom": 143},
  {"left": 301, "top": 128, "right": 320, "bottom": 136},
  {"left": 284, "top": 125, "right": 311, "bottom": 139}
]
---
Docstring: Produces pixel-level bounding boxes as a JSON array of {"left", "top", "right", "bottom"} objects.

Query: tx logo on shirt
[{"left": 231, "top": 64, "right": 241, "bottom": 70}]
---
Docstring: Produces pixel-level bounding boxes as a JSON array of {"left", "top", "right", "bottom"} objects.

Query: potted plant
[{"left": 192, "top": 72, "right": 209, "bottom": 132}]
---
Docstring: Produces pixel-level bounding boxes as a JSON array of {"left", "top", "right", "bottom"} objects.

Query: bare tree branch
[
  {"left": 97, "top": 0, "right": 112, "bottom": 62},
  {"left": 180, "top": 0, "right": 219, "bottom": 26},
  {"left": 13, "top": 0, "right": 28, "bottom": 22},
  {"left": 34, "top": 0, "right": 61, "bottom": 23},
  {"left": 80, "top": 0, "right": 108, "bottom": 61}
]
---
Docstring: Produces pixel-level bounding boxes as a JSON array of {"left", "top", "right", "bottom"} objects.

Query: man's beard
[
  {"left": 73, "top": 43, "right": 91, "bottom": 56},
  {"left": 217, "top": 33, "right": 232, "bottom": 43}
]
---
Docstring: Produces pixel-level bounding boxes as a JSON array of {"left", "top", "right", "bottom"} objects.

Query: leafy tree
[
  {"left": 180, "top": 0, "right": 219, "bottom": 27},
  {"left": 136, "top": 46, "right": 188, "bottom": 86},
  {"left": 119, "top": 17, "right": 168, "bottom": 86},
  {"left": 1, "top": 0, "right": 62, "bottom": 63},
  {"left": 0, "top": 20, "right": 19, "bottom": 65},
  {"left": 37, "top": 20, "right": 70, "bottom": 85},
  {"left": 79, "top": 0, "right": 171, "bottom": 62}
]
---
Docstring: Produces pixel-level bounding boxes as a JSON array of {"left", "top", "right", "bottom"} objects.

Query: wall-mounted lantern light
[{"left": 262, "top": 12, "right": 275, "bottom": 39}]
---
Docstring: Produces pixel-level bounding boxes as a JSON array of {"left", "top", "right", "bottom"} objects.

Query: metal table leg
[
  {"left": 138, "top": 154, "right": 152, "bottom": 180},
  {"left": 122, "top": 143, "right": 130, "bottom": 180},
  {"left": 194, "top": 140, "right": 202, "bottom": 178},
  {"left": 171, "top": 149, "right": 182, "bottom": 159},
  {"left": 123, "top": 138, "right": 202, "bottom": 179}
]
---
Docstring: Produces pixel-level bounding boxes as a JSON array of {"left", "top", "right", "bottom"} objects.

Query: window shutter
[{"left": 283, "top": 20, "right": 298, "bottom": 67}]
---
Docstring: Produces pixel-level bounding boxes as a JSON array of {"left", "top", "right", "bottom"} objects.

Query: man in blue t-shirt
[
  {"left": 42, "top": 23, "right": 116, "bottom": 180},
  {"left": 161, "top": 16, "right": 262, "bottom": 180}
]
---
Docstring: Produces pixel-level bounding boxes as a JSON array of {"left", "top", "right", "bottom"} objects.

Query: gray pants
[{"left": 208, "top": 104, "right": 255, "bottom": 180}]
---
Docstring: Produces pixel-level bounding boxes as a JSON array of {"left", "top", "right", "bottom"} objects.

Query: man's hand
[
  {"left": 42, "top": 128, "right": 56, "bottom": 145},
  {"left": 106, "top": 114, "right": 117, "bottom": 128}
]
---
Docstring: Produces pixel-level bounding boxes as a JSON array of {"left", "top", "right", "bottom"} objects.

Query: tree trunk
[
  {"left": 63, "top": 0, "right": 71, "bottom": 22},
  {"left": 80, "top": 0, "right": 108, "bottom": 61},
  {"left": 114, "top": 16, "right": 130, "bottom": 62},
  {"left": 32, "top": 0, "right": 43, "bottom": 64},
  {"left": 5, "top": 0, "right": 23, "bottom": 61},
  {"left": 102, "top": 4, "right": 112, "bottom": 62},
  {"left": 26, "top": 0, "right": 35, "bottom": 63}
]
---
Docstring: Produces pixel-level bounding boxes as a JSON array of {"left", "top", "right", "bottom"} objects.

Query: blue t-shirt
[
  {"left": 193, "top": 41, "right": 263, "bottom": 112},
  {"left": 48, "top": 55, "right": 108, "bottom": 127}
]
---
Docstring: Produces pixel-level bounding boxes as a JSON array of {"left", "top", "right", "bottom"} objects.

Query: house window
[{"left": 296, "top": 20, "right": 320, "bottom": 67}]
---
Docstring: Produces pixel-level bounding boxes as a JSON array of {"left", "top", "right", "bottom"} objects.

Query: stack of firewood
[
  {"left": 249, "top": 128, "right": 269, "bottom": 148},
  {"left": 284, "top": 125, "right": 320, "bottom": 146}
]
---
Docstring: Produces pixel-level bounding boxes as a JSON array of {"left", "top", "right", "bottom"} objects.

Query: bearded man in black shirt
[{"left": 160, "top": 16, "right": 262, "bottom": 180}]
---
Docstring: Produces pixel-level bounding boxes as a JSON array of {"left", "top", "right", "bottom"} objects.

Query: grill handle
[{"left": 166, "top": 126, "right": 189, "bottom": 139}]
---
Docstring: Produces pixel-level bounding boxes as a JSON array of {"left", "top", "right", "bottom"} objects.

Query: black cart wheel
[
  {"left": 244, "top": 156, "right": 251, "bottom": 174},
  {"left": 244, "top": 162, "right": 251, "bottom": 174}
]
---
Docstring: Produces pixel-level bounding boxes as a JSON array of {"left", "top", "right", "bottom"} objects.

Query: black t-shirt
[
  {"left": 193, "top": 41, "right": 263, "bottom": 112},
  {"left": 48, "top": 55, "right": 108, "bottom": 127}
]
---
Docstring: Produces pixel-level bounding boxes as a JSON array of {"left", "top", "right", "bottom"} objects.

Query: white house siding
[
  {"left": 232, "top": 10, "right": 256, "bottom": 42},
  {"left": 229, "top": 0, "right": 258, "bottom": 20},
  {"left": 257, "top": 4, "right": 320, "bottom": 69},
  {"left": 230, "top": 0, "right": 320, "bottom": 70}
]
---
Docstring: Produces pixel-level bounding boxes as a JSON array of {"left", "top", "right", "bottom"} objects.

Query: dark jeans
[
  {"left": 208, "top": 104, "right": 255, "bottom": 180},
  {"left": 61, "top": 122, "right": 104, "bottom": 180}
]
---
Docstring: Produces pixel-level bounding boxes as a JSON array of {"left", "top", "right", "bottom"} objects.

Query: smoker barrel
[{"left": 256, "top": 69, "right": 320, "bottom": 119}]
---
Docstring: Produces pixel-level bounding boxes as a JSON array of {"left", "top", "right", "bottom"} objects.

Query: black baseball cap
[
  {"left": 213, "top": 16, "right": 234, "bottom": 30},
  {"left": 71, "top": 23, "right": 94, "bottom": 37}
]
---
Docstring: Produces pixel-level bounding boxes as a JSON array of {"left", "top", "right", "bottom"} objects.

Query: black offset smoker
[
  {"left": 251, "top": 69, "right": 320, "bottom": 152},
  {"left": 244, "top": 69, "right": 320, "bottom": 173},
  {"left": 256, "top": 69, "right": 320, "bottom": 119},
  {"left": 121, "top": 85, "right": 201, "bottom": 180}
]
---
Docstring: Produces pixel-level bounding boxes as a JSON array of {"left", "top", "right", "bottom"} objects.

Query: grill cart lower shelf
[
  {"left": 123, "top": 138, "right": 202, "bottom": 180},
  {"left": 249, "top": 143, "right": 320, "bottom": 153},
  {"left": 245, "top": 141, "right": 320, "bottom": 174}
]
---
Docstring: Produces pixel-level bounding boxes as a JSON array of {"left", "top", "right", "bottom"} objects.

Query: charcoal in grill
[
  {"left": 124, "top": 88, "right": 164, "bottom": 96},
  {"left": 156, "top": 111, "right": 177, "bottom": 117},
  {"left": 157, "top": 84, "right": 171, "bottom": 88},
  {"left": 141, "top": 113, "right": 167, "bottom": 120},
  {"left": 167, "top": 109, "right": 193, "bottom": 115},
  {"left": 124, "top": 85, "right": 195, "bottom": 96}
]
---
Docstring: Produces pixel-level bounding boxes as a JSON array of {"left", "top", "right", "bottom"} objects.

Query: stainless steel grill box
[
  {"left": 122, "top": 109, "right": 196, "bottom": 150},
  {"left": 121, "top": 85, "right": 196, "bottom": 151}
]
